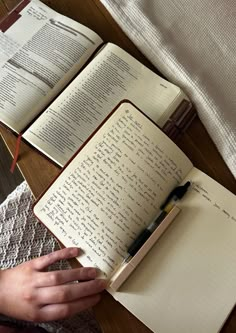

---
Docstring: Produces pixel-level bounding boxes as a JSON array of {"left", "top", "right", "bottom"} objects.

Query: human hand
[{"left": 0, "top": 247, "right": 106, "bottom": 322}]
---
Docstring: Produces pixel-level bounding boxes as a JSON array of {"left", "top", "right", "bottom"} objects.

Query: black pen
[{"left": 123, "top": 181, "right": 191, "bottom": 263}]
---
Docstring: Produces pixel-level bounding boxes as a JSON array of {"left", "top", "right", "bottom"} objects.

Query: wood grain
[
  {"left": 0, "top": 136, "right": 23, "bottom": 203},
  {"left": 0, "top": 1, "right": 8, "bottom": 19},
  {"left": 2, "top": 0, "right": 19, "bottom": 11},
  {"left": 0, "top": 1, "right": 235, "bottom": 332}
]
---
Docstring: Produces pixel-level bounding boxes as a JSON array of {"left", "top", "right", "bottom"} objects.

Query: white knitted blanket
[
  {"left": 100, "top": 0, "right": 236, "bottom": 178},
  {"left": 0, "top": 182, "right": 101, "bottom": 333}
]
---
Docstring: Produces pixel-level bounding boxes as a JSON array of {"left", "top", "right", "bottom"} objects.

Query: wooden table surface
[{"left": 0, "top": 0, "right": 236, "bottom": 332}]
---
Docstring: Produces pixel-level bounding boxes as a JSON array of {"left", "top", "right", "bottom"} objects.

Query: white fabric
[{"left": 100, "top": 0, "right": 236, "bottom": 178}]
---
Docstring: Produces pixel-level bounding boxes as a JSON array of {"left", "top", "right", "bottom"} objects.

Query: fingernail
[
  {"left": 88, "top": 268, "right": 97, "bottom": 279},
  {"left": 69, "top": 248, "right": 80, "bottom": 256},
  {"left": 98, "top": 279, "right": 108, "bottom": 288}
]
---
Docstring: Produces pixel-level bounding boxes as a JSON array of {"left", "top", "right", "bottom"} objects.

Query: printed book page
[
  {"left": 34, "top": 102, "right": 193, "bottom": 278},
  {"left": 0, "top": 0, "right": 103, "bottom": 133},
  {"left": 23, "top": 43, "right": 185, "bottom": 166},
  {"left": 111, "top": 167, "right": 236, "bottom": 333}
]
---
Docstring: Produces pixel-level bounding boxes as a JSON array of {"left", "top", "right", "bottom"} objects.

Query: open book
[
  {"left": 0, "top": 0, "right": 194, "bottom": 167},
  {"left": 34, "top": 102, "right": 236, "bottom": 333}
]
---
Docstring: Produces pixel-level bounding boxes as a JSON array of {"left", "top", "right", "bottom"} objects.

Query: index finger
[{"left": 32, "top": 248, "right": 80, "bottom": 270}]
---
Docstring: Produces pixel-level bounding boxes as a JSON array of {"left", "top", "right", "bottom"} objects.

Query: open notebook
[{"left": 34, "top": 102, "right": 236, "bottom": 333}]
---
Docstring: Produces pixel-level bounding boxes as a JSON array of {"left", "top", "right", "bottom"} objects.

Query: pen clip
[{"left": 160, "top": 182, "right": 190, "bottom": 210}]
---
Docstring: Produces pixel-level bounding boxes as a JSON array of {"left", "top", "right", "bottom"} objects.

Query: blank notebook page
[{"left": 111, "top": 168, "right": 236, "bottom": 333}]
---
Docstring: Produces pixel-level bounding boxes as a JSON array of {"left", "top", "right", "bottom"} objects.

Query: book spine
[{"left": 163, "top": 100, "right": 196, "bottom": 141}]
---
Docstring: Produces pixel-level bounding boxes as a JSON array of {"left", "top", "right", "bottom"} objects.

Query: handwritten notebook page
[
  {"left": 111, "top": 168, "right": 236, "bottom": 333},
  {"left": 34, "top": 102, "right": 192, "bottom": 277}
]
